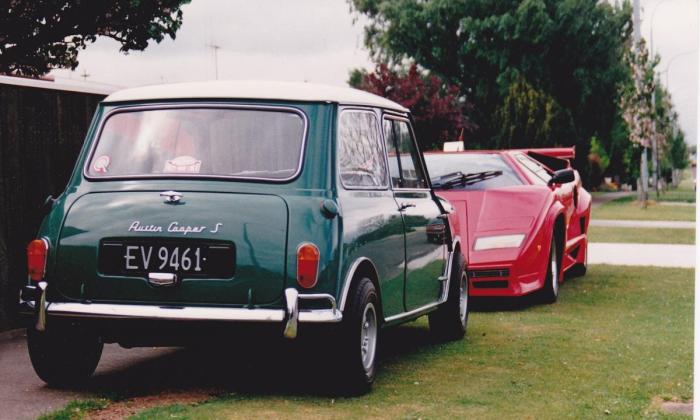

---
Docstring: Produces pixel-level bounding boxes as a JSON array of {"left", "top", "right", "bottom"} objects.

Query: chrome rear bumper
[{"left": 38, "top": 287, "right": 342, "bottom": 339}]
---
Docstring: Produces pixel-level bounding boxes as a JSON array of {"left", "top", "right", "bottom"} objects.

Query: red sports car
[{"left": 424, "top": 148, "right": 591, "bottom": 302}]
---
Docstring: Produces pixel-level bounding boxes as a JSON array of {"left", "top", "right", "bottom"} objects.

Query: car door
[
  {"left": 336, "top": 108, "right": 406, "bottom": 318},
  {"left": 383, "top": 115, "right": 445, "bottom": 311}
]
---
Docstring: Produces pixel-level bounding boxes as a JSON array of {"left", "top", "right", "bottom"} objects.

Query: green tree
[
  {"left": 607, "top": 110, "right": 633, "bottom": 184},
  {"left": 620, "top": 39, "right": 657, "bottom": 198},
  {"left": 651, "top": 83, "right": 688, "bottom": 177},
  {"left": 588, "top": 136, "right": 610, "bottom": 188},
  {"left": 349, "top": 63, "right": 474, "bottom": 150},
  {"left": 497, "top": 75, "right": 575, "bottom": 149},
  {"left": 0, "top": 0, "right": 191, "bottom": 76},
  {"left": 668, "top": 131, "right": 688, "bottom": 171},
  {"left": 350, "top": 0, "right": 632, "bottom": 185}
]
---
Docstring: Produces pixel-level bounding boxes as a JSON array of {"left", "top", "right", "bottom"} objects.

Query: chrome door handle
[{"left": 398, "top": 203, "right": 416, "bottom": 212}]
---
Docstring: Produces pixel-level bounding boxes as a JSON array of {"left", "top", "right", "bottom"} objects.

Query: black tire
[
  {"left": 27, "top": 325, "right": 103, "bottom": 387},
  {"left": 429, "top": 252, "right": 468, "bottom": 341},
  {"left": 539, "top": 236, "right": 560, "bottom": 304},
  {"left": 568, "top": 243, "right": 588, "bottom": 278},
  {"left": 336, "top": 277, "right": 380, "bottom": 395},
  {"left": 568, "top": 263, "right": 587, "bottom": 278}
]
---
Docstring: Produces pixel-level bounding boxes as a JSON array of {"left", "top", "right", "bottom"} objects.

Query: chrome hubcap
[
  {"left": 551, "top": 246, "right": 559, "bottom": 295},
  {"left": 361, "top": 303, "right": 378, "bottom": 372},
  {"left": 459, "top": 272, "right": 468, "bottom": 326}
]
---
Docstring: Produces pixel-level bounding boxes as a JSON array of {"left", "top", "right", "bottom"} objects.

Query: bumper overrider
[{"left": 24, "top": 284, "right": 342, "bottom": 339}]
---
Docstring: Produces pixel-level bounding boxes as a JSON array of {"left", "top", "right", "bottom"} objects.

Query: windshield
[
  {"left": 424, "top": 153, "right": 523, "bottom": 190},
  {"left": 87, "top": 107, "right": 306, "bottom": 180}
]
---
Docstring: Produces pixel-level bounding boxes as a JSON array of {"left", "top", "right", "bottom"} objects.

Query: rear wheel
[
  {"left": 27, "top": 324, "right": 103, "bottom": 387},
  {"left": 336, "top": 277, "right": 379, "bottom": 395},
  {"left": 539, "top": 236, "right": 560, "bottom": 303},
  {"left": 429, "top": 252, "right": 468, "bottom": 341}
]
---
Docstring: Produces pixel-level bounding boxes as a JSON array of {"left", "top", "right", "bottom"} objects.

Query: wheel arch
[
  {"left": 338, "top": 257, "right": 381, "bottom": 314},
  {"left": 450, "top": 236, "right": 465, "bottom": 276},
  {"left": 452, "top": 236, "right": 463, "bottom": 260}
]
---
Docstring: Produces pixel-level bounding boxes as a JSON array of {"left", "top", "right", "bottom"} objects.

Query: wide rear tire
[
  {"left": 27, "top": 325, "right": 103, "bottom": 387},
  {"left": 429, "top": 252, "right": 469, "bottom": 341}
]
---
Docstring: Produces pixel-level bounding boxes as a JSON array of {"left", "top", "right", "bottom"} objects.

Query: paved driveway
[
  {"left": 0, "top": 331, "right": 174, "bottom": 420},
  {"left": 0, "top": 328, "right": 359, "bottom": 419}
]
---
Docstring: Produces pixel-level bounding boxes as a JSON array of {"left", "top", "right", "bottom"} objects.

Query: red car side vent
[
  {"left": 473, "top": 280, "right": 509, "bottom": 289},
  {"left": 468, "top": 268, "right": 510, "bottom": 279}
]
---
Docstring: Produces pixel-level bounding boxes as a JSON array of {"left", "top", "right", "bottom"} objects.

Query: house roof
[{"left": 0, "top": 75, "right": 115, "bottom": 96}]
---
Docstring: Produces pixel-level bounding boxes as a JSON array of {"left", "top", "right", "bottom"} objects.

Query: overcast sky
[{"left": 51, "top": 0, "right": 698, "bottom": 145}]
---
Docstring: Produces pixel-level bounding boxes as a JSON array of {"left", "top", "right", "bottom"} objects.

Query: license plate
[{"left": 99, "top": 239, "right": 235, "bottom": 278}]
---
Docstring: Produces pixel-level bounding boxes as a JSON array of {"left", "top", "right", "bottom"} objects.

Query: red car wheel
[{"left": 540, "top": 236, "right": 560, "bottom": 303}]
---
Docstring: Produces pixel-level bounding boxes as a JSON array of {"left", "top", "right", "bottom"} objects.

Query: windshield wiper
[{"left": 431, "top": 170, "right": 503, "bottom": 190}]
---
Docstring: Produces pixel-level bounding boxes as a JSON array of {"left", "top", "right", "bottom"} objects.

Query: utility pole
[
  {"left": 633, "top": 0, "right": 649, "bottom": 206},
  {"left": 80, "top": 69, "right": 90, "bottom": 82},
  {"left": 206, "top": 42, "right": 221, "bottom": 80}
]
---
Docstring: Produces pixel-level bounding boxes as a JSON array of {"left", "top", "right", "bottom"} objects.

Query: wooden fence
[{"left": 0, "top": 76, "right": 110, "bottom": 329}]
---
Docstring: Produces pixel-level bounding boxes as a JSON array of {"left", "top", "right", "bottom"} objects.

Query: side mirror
[{"left": 548, "top": 168, "right": 575, "bottom": 186}]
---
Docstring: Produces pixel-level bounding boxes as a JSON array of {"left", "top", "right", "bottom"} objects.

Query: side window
[
  {"left": 383, "top": 119, "right": 402, "bottom": 188},
  {"left": 514, "top": 153, "right": 552, "bottom": 185},
  {"left": 383, "top": 118, "right": 428, "bottom": 189},
  {"left": 338, "top": 110, "right": 388, "bottom": 188}
]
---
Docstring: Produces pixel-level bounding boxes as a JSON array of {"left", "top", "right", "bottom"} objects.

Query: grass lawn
[
  {"left": 656, "top": 189, "right": 696, "bottom": 203},
  {"left": 656, "top": 175, "right": 696, "bottom": 203},
  {"left": 39, "top": 400, "right": 108, "bottom": 420},
  {"left": 588, "top": 226, "right": 695, "bottom": 244},
  {"left": 46, "top": 265, "right": 694, "bottom": 419},
  {"left": 593, "top": 196, "right": 696, "bottom": 221}
]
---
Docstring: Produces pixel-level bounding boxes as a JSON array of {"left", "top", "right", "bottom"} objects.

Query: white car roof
[{"left": 103, "top": 80, "right": 409, "bottom": 112}]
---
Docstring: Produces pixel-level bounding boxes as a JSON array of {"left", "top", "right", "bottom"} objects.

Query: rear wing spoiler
[
  {"left": 522, "top": 147, "right": 575, "bottom": 171},
  {"left": 521, "top": 147, "right": 575, "bottom": 160}
]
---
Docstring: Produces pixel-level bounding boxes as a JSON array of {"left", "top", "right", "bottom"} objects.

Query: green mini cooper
[{"left": 21, "top": 81, "right": 469, "bottom": 393}]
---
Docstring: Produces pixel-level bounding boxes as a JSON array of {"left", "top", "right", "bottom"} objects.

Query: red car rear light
[
  {"left": 297, "top": 242, "right": 320, "bottom": 289},
  {"left": 27, "top": 238, "right": 49, "bottom": 281}
]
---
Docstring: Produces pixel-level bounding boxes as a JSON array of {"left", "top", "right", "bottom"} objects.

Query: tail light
[
  {"left": 297, "top": 242, "right": 320, "bottom": 289},
  {"left": 27, "top": 238, "right": 49, "bottom": 281}
]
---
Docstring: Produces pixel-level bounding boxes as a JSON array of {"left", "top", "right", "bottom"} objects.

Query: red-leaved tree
[{"left": 349, "top": 63, "right": 475, "bottom": 151}]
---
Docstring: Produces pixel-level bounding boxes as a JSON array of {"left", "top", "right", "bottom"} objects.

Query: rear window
[
  {"left": 87, "top": 107, "right": 306, "bottom": 180},
  {"left": 424, "top": 153, "right": 524, "bottom": 190}
]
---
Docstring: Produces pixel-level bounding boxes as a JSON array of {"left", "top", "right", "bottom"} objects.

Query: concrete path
[
  {"left": 590, "top": 219, "right": 696, "bottom": 229},
  {"left": 589, "top": 242, "right": 695, "bottom": 268},
  {"left": 659, "top": 201, "right": 695, "bottom": 207},
  {"left": 591, "top": 191, "right": 635, "bottom": 208},
  {"left": 0, "top": 331, "right": 174, "bottom": 420}
]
